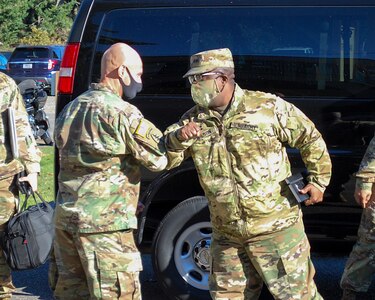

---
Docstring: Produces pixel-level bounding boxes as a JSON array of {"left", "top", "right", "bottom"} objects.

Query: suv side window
[{"left": 92, "top": 7, "right": 375, "bottom": 100}]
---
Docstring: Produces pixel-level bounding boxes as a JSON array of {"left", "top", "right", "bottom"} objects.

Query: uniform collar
[
  {"left": 223, "top": 84, "right": 246, "bottom": 119},
  {"left": 91, "top": 83, "right": 119, "bottom": 96}
]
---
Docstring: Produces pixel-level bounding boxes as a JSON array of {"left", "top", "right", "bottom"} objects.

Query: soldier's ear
[
  {"left": 118, "top": 65, "right": 126, "bottom": 77},
  {"left": 118, "top": 65, "right": 130, "bottom": 85}
]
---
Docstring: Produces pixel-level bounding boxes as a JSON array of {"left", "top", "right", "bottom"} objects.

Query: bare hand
[
  {"left": 19, "top": 172, "right": 38, "bottom": 192},
  {"left": 354, "top": 187, "right": 372, "bottom": 208},
  {"left": 300, "top": 183, "right": 324, "bottom": 206},
  {"left": 177, "top": 122, "right": 201, "bottom": 141}
]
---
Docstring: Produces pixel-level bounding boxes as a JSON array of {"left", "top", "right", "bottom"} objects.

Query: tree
[
  {"left": 0, "top": 0, "right": 30, "bottom": 47},
  {"left": 0, "top": 0, "right": 79, "bottom": 49},
  {"left": 26, "top": 0, "right": 78, "bottom": 44},
  {"left": 19, "top": 26, "right": 58, "bottom": 45}
]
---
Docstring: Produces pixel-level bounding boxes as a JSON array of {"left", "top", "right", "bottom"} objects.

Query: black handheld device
[{"left": 285, "top": 173, "right": 309, "bottom": 203}]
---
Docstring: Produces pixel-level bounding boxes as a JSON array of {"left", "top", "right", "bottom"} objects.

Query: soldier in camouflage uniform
[
  {"left": 0, "top": 72, "right": 41, "bottom": 299},
  {"left": 164, "top": 48, "right": 332, "bottom": 300},
  {"left": 53, "top": 43, "right": 167, "bottom": 299},
  {"left": 340, "top": 134, "right": 375, "bottom": 300}
]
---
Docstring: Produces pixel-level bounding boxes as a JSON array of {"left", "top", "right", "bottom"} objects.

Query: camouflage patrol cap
[{"left": 183, "top": 48, "right": 234, "bottom": 78}]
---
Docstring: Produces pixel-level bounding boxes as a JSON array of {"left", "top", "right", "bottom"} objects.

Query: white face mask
[
  {"left": 121, "top": 68, "right": 143, "bottom": 100},
  {"left": 190, "top": 78, "right": 221, "bottom": 108}
]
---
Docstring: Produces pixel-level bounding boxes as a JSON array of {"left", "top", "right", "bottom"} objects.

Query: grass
[
  {"left": 19, "top": 145, "right": 55, "bottom": 206},
  {"left": 39, "top": 146, "right": 55, "bottom": 202}
]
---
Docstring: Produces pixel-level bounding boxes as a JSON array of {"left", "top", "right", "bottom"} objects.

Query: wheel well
[{"left": 139, "top": 168, "right": 204, "bottom": 251}]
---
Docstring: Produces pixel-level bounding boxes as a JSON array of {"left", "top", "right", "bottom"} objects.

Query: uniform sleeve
[
  {"left": 121, "top": 109, "right": 167, "bottom": 172},
  {"left": 355, "top": 134, "right": 375, "bottom": 191},
  {"left": 164, "top": 113, "right": 195, "bottom": 170},
  {"left": 273, "top": 98, "right": 332, "bottom": 192},
  {"left": 11, "top": 82, "right": 41, "bottom": 174}
]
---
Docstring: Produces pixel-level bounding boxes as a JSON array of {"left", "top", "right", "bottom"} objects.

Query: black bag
[{"left": 1, "top": 191, "right": 55, "bottom": 271}]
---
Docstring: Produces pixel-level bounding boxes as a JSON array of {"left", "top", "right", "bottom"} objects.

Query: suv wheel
[{"left": 152, "top": 196, "right": 211, "bottom": 300}]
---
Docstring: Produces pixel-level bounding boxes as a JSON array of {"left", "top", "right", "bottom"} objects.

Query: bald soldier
[
  {"left": 53, "top": 43, "right": 167, "bottom": 299},
  {"left": 0, "top": 72, "right": 41, "bottom": 299},
  {"left": 164, "top": 48, "right": 332, "bottom": 299}
]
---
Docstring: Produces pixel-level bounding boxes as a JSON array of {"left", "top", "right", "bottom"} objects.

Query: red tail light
[
  {"left": 48, "top": 59, "right": 58, "bottom": 70},
  {"left": 58, "top": 42, "right": 80, "bottom": 94}
]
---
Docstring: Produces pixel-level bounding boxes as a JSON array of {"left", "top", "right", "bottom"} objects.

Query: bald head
[
  {"left": 99, "top": 43, "right": 143, "bottom": 99},
  {"left": 101, "top": 43, "right": 142, "bottom": 80}
]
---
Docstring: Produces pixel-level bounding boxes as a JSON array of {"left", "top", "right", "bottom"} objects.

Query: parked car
[
  {"left": 0, "top": 53, "right": 7, "bottom": 71},
  {"left": 7, "top": 45, "right": 64, "bottom": 94},
  {"left": 0, "top": 51, "right": 12, "bottom": 59},
  {"left": 56, "top": 0, "right": 375, "bottom": 299}
]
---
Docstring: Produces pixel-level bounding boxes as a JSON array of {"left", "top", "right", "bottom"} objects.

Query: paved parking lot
[
  {"left": 44, "top": 96, "right": 55, "bottom": 139},
  {"left": 11, "top": 254, "right": 166, "bottom": 300},
  {"left": 10, "top": 251, "right": 375, "bottom": 300}
]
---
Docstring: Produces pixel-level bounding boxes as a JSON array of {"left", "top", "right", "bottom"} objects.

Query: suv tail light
[
  {"left": 48, "top": 59, "right": 58, "bottom": 70},
  {"left": 58, "top": 42, "right": 80, "bottom": 94}
]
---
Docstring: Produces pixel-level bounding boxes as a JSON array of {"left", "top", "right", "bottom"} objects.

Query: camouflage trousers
[
  {"left": 53, "top": 228, "right": 143, "bottom": 300},
  {"left": 48, "top": 247, "right": 58, "bottom": 292},
  {"left": 0, "top": 176, "right": 17, "bottom": 299},
  {"left": 340, "top": 200, "right": 375, "bottom": 292},
  {"left": 209, "top": 219, "right": 322, "bottom": 300}
]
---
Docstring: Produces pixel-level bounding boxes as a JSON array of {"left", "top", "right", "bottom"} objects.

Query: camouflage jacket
[
  {"left": 0, "top": 72, "right": 41, "bottom": 180},
  {"left": 55, "top": 83, "right": 167, "bottom": 233},
  {"left": 356, "top": 134, "right": 375, "bottom": 191},
  {"left": 165, "top": 85, "right": 332, "bottom": 236}
]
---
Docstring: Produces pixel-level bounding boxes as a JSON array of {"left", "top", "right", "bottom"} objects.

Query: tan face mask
[{"left": 191, "top": 78, "right": 221, "bottom": 108}]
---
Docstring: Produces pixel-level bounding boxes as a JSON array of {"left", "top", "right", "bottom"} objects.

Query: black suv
[{"left": 56, "top": 1, "right": 375, "bottom": 299}]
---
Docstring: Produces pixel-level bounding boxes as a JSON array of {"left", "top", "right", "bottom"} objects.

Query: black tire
[{"left": 152, "top": 196, "right": 212, "bottom": 300}]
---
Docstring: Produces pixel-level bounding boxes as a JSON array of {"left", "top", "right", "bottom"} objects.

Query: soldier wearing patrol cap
[
  {"left": 0, "top": 72, "right": 41, "bottom": 299},
  {"left": 164, "top": 48, "right": 332, "bottom": 299},
  {"left": 53, "top": 43, "right": 168, "bottom": 299},
  {"left": 340, "top": 134, "right": 375, "bottom": 300}
]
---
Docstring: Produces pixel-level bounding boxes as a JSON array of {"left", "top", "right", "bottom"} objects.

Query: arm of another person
[
  {"left": 122, "top": 108, "right": 168, "bottom": 172},
  {"left": 11, "top": 82, "right": 41, "bottom": 191},
  {"left": 354, "top": 134, "right": 375, "bottom": 208},
  {"left": 163, "top": 111, "right": 201, "bottom": 170},
  {"left": 274, "top": 98, "right": 332, "bottom": 206}
]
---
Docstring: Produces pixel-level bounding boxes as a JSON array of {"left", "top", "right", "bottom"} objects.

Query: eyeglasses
[{"left": 188, "top": 72, "right": 221, "bottom": 84}]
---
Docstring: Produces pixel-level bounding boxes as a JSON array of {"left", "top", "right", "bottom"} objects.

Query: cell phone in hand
[{"left": 285, "top": 173, "right": 309, "bottom": 203}]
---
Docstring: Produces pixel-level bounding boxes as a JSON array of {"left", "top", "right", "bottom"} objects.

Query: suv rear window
[
  {"left": 11, "top": 48, "right": 49, "bottom": 59},
  {"left": 91, "top": 6, "right": 375, "bottom": 98}
]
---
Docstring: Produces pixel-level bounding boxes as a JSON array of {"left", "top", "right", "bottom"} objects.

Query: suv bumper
[{"left": 10, "top": 75, "right": 52, "bottom": 86}]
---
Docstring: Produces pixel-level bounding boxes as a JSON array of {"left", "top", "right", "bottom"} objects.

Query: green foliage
[
  {"left": 19, "top": 145, "right": 55, "bottom": 208},
  {"left": 20, "top": 26, "right": 63, "bottom": 45},
  {"left": 0, "top": 0, "right": 79, "bottom": 49},
  {"left": 39, "top": 146, "right": 55, "bottom": 202},
  {"left": 27, "top": 0, "right": 78, "bottom": 44},
  {"left": 0, "top": 0, "right": 30, "bottom": 47}
]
